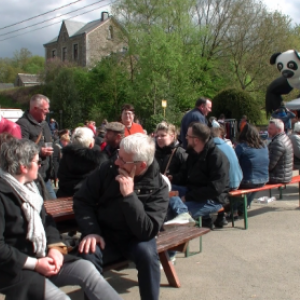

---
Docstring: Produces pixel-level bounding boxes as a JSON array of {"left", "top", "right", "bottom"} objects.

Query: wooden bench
[
  {"left": 228, "top": 175, "right": 300, "bottom": 230},
  {"left": 44, "top": 197, "right": 210, "bottom": 288}
]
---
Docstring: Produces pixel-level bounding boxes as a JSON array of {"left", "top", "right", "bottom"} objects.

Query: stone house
[
  {"left": 14, "top": 73, "right": 42, "bottom": 87},
  {"left": 43, "top": 12, "right": 127, "bottom": 67}
]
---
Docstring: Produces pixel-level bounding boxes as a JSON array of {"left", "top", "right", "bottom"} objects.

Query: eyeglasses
[
  {"left": 186, "top": 134, "right": 197, "bottom": 139},
  {"left": 37, "top": 106, "right": 50, "bottom": 112},
  {"left": 116, "top": 150, "right": 141, "bottom": 165},
  {"left": 31, "top": 159, "right": 42, "bottom": 165}
]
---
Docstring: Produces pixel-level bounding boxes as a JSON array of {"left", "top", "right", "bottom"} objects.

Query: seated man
[
  {"left": 182, "top": 122, "right": 230, "bottom": 228},
  {"left": 0, "top": 138, "right": 121, "bottom": 300},
  {"left": 267, "top": 119, "right": 293, "bottom": 183},
  {"left": 73, "top": 133, "right": 169, "bottom": 300},
  {"left": 98, "top": 122, "right": 125, "bottom": 165}
]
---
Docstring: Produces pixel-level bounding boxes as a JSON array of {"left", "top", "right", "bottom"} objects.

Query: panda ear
[
  {"left": 270, "top": 52, "right": 281, "bottom": 65},
  {"left": 294, "top": 50, "right": 300, "bottom": 61}
]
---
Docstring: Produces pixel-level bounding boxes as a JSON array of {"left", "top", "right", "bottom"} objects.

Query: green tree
[
  {"left": 113, "top": 0, "right": 216, "bottom": 127},
  {"left": 50, "top": 68, "right": 84, "bottom": 128}
]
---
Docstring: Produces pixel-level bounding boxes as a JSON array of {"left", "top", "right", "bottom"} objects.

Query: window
[
  {"left": 73, "top": 44, "right": 78, "bottom": 61},
  {"left": 52, "top": 49, "right": 56, "bottom": 58},
  {"left": 108, "top": 25, "right": 113, "bottom": 39},
  {"left": 62, "top": 47, "right": 67, "bottom": 61}
]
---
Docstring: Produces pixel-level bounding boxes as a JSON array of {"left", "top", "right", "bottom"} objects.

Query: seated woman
[
  {"left": 155, "top": 122, "right": 187, "bottom": 195},
  {"left": 154, "top": 122, "right": 193, "bottom": 225},
  {"left": 235, "top": 123, "right": 269, "bottom": 209},
  {"left": 0, "top": 138, "right": 122, "bottom": 300},
  {"left": 57, "top": 127, "right": 103, "bottom": 197}
]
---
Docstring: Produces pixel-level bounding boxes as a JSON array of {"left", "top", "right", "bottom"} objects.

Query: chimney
[{"left": 101, "top": 12, "right": 109, "bottom": 21}]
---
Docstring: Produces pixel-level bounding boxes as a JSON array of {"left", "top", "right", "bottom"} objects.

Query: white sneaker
[{"left": 164, "top": 212, "right": 195, "bottom": 225}]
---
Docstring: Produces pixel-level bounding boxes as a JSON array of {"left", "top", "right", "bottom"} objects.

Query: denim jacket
[{"left": 235, "top": 143, "right": 269, "bottom": 185}]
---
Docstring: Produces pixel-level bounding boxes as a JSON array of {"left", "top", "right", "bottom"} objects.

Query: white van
[{"left": 0, "top": 108, "right": 24, "bottom": 122}]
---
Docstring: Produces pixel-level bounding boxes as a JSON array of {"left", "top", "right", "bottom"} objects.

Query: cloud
[
  {"left": 0, "top": 0, "right": 111, "bottom": 58},
  {"left": 263, "top": 0, "right": 300, "bottom": 24},
  {"left": 0, "top": 0, "right": 298, "bottom": 59}
]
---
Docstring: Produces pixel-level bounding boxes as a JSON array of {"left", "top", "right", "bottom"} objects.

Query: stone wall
[{"left": 86, "top": 20, "right": 126, "bottom": 67}]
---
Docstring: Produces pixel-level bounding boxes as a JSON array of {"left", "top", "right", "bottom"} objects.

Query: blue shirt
[{"left": 213, "top": 137, "right": 242, "bottom": 189}]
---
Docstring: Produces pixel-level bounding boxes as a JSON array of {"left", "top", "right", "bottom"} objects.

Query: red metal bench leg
[{"left": 159, "top": 251, "right": 181, "bottom": 288}]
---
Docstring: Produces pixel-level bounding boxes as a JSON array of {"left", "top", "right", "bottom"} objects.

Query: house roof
[
  {"left": 64, "top": 20, "right": 86, "bottom": 37},
  {"left": 16, "top": 73, "right": 41, "bottom": 84},
  {"left": 44, "top": 18, "right": 110, "bottom": 45}
]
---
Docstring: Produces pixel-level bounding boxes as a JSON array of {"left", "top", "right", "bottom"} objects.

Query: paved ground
[{"left": 1, "top": 182, "right": 300, "bottom": 300}]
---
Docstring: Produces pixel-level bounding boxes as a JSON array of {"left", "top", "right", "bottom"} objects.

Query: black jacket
[
  {"left": 155, "top": 141, "right": 187, "bottom": 184},
  {"left": 73, "top": 160, "right": 169, "bottom": 246},
  {"left": 184, "top": 138, "right": 230, "bottom": 204},
  {"left": 268, "top": 132, "right": 293, "bottom": 183},
  {"left": 0, "top": 178, "right": 75, "bottom": 300},
  {"left": 16, "top": 111, "right": 52, "bottom": 181},
  {"left": 57, "top": 144, "right": 103, "bottom": 197}
]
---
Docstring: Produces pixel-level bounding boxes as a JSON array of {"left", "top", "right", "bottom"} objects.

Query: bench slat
[{"left": 157, "top": 226, "right": 209, "bottom": 253}]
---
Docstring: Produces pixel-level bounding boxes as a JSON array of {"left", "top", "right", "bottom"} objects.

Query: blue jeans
[
  {"left": 45, "top": 179, "right": 57, "bottom": 199},
  {"left": 80, "top": 238, "right": 160, "bottom": 300},
  {"left": 185, "top": 200, "right": 223, "bottom": 219},
  {"left": 167, "top": 196, "right": 189, "bottom": 220}
]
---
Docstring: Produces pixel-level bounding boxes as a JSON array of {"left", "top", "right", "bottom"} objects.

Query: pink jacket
[{"left": 0, "top": 117, "right": 22, "bottom": 138}]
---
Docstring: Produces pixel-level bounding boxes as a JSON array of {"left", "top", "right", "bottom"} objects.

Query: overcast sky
[{"left": 0, "top": 0, "right": 299, "bottom": 59}]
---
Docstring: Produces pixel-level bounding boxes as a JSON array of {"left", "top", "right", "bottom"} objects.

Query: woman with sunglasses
[{"left": 0, "top": 139, "right": 122, "bottom": 300}]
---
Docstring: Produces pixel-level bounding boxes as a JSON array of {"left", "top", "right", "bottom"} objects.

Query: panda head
[{"left": 270, "top": 50, "right": 300, "bottom": 79}]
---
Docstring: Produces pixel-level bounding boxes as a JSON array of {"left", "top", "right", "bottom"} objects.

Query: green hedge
[{"left": 212, "top": 88, "right": 262, "bottom": 123}]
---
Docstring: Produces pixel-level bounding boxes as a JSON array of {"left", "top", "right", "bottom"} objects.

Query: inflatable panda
[{"left": 265, "top": 49, "right": 300, "bottom": 114}]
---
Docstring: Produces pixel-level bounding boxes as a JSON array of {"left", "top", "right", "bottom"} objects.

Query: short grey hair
[
  {"left": 71, "top": 127, "right": 94, "bottom": 148},
  {"left": 120, "top": 133, "right": 155, "bottom": 166},
  {"left": 269, "top": 118, "right": 284, "bottom": 131},
  {"left": 30, "top": 94, "right": 50, "bottom": 109},
  {"left": 0, "top": 139, "right": 39, "bottom": 175}
]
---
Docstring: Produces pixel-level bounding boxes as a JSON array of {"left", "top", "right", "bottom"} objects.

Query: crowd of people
[{"left": 0, "top": 93, "right": 299, "bottom": 300}]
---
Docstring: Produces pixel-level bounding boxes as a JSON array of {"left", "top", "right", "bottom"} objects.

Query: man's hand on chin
[{"left": 115, "top": 166, "right": 136, "bottom": 197}]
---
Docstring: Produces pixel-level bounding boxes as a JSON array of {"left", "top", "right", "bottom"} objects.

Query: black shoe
[
  {"left": 214, "top": 216, "right": 228, "bottom": 228},
  {"left": 202, "top": 218, "right": 215, "bottom": 229}
]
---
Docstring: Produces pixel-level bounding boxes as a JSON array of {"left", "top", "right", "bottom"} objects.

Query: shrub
[{"left": 212, "top": 89, "right": 262, "bottom": 123}]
